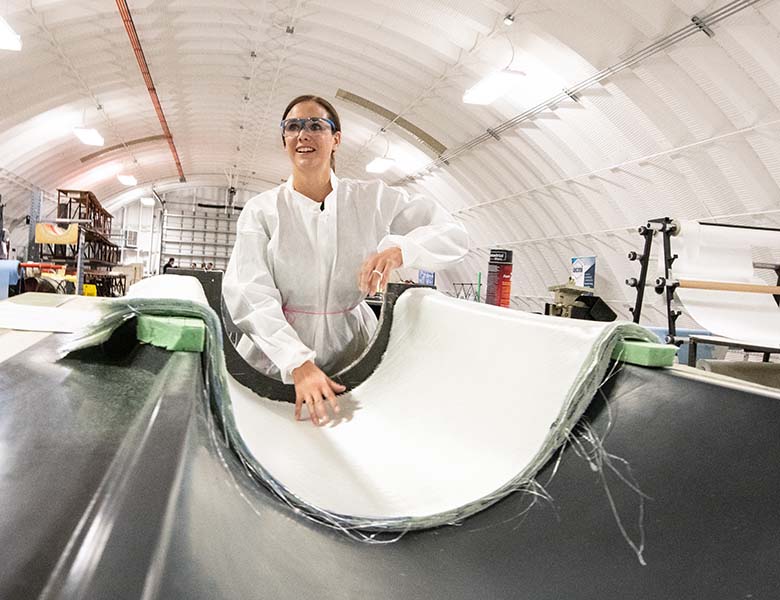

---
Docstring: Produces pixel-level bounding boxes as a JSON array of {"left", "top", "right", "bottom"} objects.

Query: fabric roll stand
[
  {"left": 653, "top": 277, "right": 780, "bottom": 366},
  {"left": 627, "top": 220, "right": 780, "bottom": 374}
]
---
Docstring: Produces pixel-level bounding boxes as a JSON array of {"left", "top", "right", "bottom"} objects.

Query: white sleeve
[
  {"left": 376, "top": 188, "right": 469, "bottom": 270},
  {"left": 222, "top": 209, "right": 316, "bottom": 384}
]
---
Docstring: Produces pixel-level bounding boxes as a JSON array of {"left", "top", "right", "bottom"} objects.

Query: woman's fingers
[
  {"left": 367, "top": 258, "right": 385, "bottom": 294},
  {"left": 305, "top": 394, "right": 322, "bottom": 425},
  {"left": 313, "top": 394, "right": 330, "bottom": 425},
  {"left": 380, "top": 262, "right": 393, "bottom": 292},
  {"left": 304, "top": 396, "right": 317, "bottom": 425},
  {"left": 324, "top": 385, "right": 341, "bottom": 415},
  {"left": 359, "top": 248, "right": 403, "bottom": 294},
  {"left": 299, "top": 394, "right": 324, "bottom": 425},
  {"left": 329, "top": 379, "right": 347, "bottom": 393},
  {"left": 293, "top": 362, "right": 349, "bottom": 426},
  {"left": 294, "top": 394, "right": 303, "bottom": 421},
  {"left": 370, "top": 270, "right": 382, "bottom": 294},
  {"left": 306, "top": 397, "right": 316, "bottom": 424},
  {"left": 359, "top": 257, "right": 377, "bottom": 292},
  {"left": 311, "top": 383, "right": 345, "bottom": 426}
]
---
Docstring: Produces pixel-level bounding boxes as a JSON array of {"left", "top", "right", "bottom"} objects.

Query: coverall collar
[{"left": 285, "top": 170, "right": 339, "bottom": 209}]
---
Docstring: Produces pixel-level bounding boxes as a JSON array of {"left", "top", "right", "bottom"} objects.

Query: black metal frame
[
  {"left": 224, "top": 282, "right": 418, "bottom": 402},
  {"left": 626, "top": 217, "right": 681, "bottom": 343}
]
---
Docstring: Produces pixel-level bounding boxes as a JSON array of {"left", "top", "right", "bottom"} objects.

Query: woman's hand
[
  {"left": 292, "top": 360, "right": 346, "bottom": 426},
  {"left": 359, "top": 247, "right": 403, "bottom": 294}
]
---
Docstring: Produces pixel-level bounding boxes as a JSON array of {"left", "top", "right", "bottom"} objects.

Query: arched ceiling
[{"left": 2, "top": 0, "right": 780, "bottom": 325}]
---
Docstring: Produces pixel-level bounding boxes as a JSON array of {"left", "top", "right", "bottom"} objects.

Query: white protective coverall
[{"left": 222, "top": 172, "right": 469, "bottom": 384}]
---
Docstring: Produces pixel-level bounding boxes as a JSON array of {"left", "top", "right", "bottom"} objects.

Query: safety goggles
[{"left": 280, "top": 117, "right": 336, "bottom": 137}]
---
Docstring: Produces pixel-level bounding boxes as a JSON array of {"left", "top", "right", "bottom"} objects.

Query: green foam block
[
  {"left": 612, "top": 339, "right": 677, "bottom": 367},
  {"left": 136, "top": 315, "right": 205, "bottom": 352}
]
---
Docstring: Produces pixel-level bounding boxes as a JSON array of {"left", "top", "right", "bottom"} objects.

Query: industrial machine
[{"left": 545, "top": 279, "right": 617, "bottom": 321}]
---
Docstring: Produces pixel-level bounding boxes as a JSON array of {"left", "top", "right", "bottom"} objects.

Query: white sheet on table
[
  {"left": 0, "top": 296, "right": 105, "bottom": 333},
  {"left": 0, "top": 275, "right": 210, "bottom": 334}
]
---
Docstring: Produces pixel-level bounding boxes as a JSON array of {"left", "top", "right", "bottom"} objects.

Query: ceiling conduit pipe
[{"left": 115, "top": 0, "right": 186, "bottom": 183}]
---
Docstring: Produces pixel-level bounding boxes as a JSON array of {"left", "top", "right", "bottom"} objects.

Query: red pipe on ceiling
[{"left": 115, "top": 0, "right": 186, "bottom": 183}]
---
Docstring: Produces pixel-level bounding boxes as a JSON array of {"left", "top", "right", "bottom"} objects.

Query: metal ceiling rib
[
  {"left": 335, "top": 89, "right": 448, "bottom": 154},
  {"left": 453, "top": 117, "right": 780, "bottom": 215},
  {"left": 1, "top": 0, "right": 780, "bottom": 319},
  {"left": 79, "top": 134, "right": 168, "bottom": 163},
  {"left": 393, "top": 0, "right": 765, "bottom": 184}
]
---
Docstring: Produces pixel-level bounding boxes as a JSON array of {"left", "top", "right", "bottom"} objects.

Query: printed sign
[
  {"left": 571, "top": 256, "right": 596, "bottom": 288},
  {"left": 486, "top": 249, "right": 513, "bottom": 307}
]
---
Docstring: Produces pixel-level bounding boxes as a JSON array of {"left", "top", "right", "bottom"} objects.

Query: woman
[{"left": 223, "top": 95, "right": 469, "bottom": 426}]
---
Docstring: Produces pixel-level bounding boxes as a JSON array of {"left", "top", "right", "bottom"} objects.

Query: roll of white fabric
[
  {"left": 671, "top": 221, "right": 780, "bottom": 346},
  {"left": 127, "top": 274, "right": 209, "bottom": 306}
]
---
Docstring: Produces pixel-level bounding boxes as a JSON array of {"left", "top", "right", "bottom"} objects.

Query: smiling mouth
[{"left": 296, "top": 146, "right": 316, "bottom": 153}]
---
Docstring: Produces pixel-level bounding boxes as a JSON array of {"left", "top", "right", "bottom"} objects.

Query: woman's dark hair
[{"left": 281, "top": 95, "right": 341, "bottom": 170}]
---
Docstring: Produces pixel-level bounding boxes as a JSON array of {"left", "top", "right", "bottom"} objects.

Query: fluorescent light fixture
[
  {"left": 366, "top": 157, "right": 395, "bottom": 174},
  {"left": 0, "top": 17, "right": 22, "bottom": 52},
  {"left": 140, "top": 196, "right": 155, "bottom": 206},
  {"left": 504, "top": 59, "right": 569, "bottom": 110},
  {"left": 118, "top": 174, "right": 137, "bottom": 186},
  {"left": 72, "top": 162, "right": 122, "bottom": 188},
  {"left": 463, "top": 70, "right": 525, "bottom": 105},
  {"left": 73, "top": 127, "right": 104, "bottom": 147}
]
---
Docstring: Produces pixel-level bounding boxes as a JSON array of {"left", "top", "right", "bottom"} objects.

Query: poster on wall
[
  {"left": 571, "top": 256, "right": 596, "bottom": 288},
  {"left": 486, "top": 249, "right": 513, "bottom": 308}
]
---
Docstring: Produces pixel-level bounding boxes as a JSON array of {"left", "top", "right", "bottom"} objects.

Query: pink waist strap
[{"left": 282, "top": 302, "right": 362, "bottom": 323}]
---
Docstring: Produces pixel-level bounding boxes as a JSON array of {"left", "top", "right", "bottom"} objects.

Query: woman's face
[{"left": 283, "top": 100, "right": 341, "bottom": 173}]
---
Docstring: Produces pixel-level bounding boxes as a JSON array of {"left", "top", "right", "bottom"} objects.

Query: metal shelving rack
[
  {"left": 160, "top": 207, "right": 238, "bottom": 270},
  {"left": 37, "top": 190, "right": 125, "bottom": 296}
]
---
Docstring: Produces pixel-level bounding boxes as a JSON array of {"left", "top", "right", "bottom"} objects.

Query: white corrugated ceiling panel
[{"left": 1, "top": 0, "right": 779, "bottom": 327}]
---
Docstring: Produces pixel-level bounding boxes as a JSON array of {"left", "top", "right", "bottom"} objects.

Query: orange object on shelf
[
  {"left": 20, "top": 262, "right": 60, "bottom": 269},
  {"left": 20, "top": 262, "right": 66, "bottom": 276}
]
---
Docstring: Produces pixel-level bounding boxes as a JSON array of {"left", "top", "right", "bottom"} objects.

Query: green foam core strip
[
  {"left": 612, "top": 339, "right": 677, "bottom": 367},
  {"left": 136, "top": 315, "right": 206, "bottom": 352}
]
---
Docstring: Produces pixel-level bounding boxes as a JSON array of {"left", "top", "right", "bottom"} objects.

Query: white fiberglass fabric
[
  {"left": 229, "top": 289, "right": 653, "bottom": 521},
  {"left": 0, "top": 275, "right": 207, "bottom": 333},
  {"left": 50, "top": 278, "right": 656, "bottom": 528},
  {"left": 0, "top": 294, "right": 106, "bottom": 332},
  {"left": 127, "top": 274, "right": 209, "bottom": 306},
  {"left": 671, "top": 222, "right": 780, "bottom": 346}
]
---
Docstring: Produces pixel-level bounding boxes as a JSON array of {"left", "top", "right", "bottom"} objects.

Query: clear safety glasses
[{"left": 280, "top": 117, "right": 336, "bottom": 137}]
